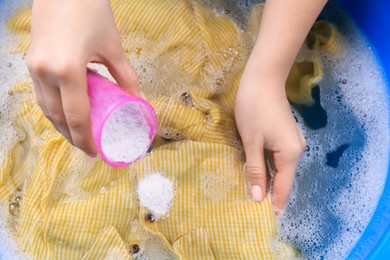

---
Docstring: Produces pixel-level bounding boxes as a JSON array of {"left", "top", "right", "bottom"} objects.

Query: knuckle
[
  {"left": 287, "top": 141, "right": 306, "bottom": 157},
  {"left": 245, "top": 165, "right": 266, "bottom": 184},
  {"left": 64, "top": 113, "right": 86, "bottom": 132},
  {"left": 52, "top": 61, "right": 76, "bottom": 79},
  {"left": 50, "top": 112, "right": 66, "bottom": 126},
  {"left": 25, "top": 53, "right": 76, "bottom": 79},
  {"left": 245, "top": 165, "right": 265, "bottom": 175},
  {"left": 27, "top": 55, "right": 50, "bottom": 76}
]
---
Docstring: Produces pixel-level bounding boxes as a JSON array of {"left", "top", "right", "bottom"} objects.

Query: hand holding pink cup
[{"left": 87, "top": 69, "right": 157, "bottom": 168}]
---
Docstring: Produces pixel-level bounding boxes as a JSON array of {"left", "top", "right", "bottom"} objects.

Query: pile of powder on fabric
[
  {"left": 101, "top": 102, "right": 150, "bottom": 163},
  {"left": 137, "top": 172, "right": 175, "bottom": 218}
]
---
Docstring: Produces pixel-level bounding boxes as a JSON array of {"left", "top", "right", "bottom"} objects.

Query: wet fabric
[{"left": 1, "top": 0, "right": 341, "bottom": 259}]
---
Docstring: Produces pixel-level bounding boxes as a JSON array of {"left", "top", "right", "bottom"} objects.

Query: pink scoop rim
[{"left": 96, "top": 97, "right": 157, "bottom": 168}]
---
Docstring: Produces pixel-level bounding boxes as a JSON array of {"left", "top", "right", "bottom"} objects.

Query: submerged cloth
[{"left": 1, "top": 0, "right": 341, "bottom": 259}]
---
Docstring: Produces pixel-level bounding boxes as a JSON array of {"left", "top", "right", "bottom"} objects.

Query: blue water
[
  {"left": 0, "top": 0, "right": 389, "bottom": 259},
  {"left": 277, "top": 1, "right": 389, "bottom": 259},
  {"left": 338, "top": 0, "right": 390, "bottom": 259}
]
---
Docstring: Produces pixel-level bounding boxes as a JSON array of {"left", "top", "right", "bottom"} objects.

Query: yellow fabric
[
  {"left": 173, "top": 227, "right": 215, "bottom": 259},
  {"left": 2, "top": 0, "right": 342, "bottom": 259},
  {"left": 285, "top": 21, "right": 343, "bottom": 106},
  {"left": 307, "top": 21, "right": 343, "bottom": 55},
  {"left": 81, "top": 227, "right": 131, "bottom": 260}
]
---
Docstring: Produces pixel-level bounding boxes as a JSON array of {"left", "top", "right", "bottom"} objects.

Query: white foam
[
  {"left": 101, "top": 102, "right": 151, "bottom": 163},
  {"left": 0, "top": 206, "right": 30, "bottom": 260},
  {"left": 0, "top": 0, "right": 389, "bottom": 259},
  {"left": 137, "top": 172, "right": 175, "bottom": 219},
  {"left": 277, "top": 1, "right": 390, "bottom": 259},
  {"left": 0, "top": 0, "right": 31, "bottom": 162},
  {"left": 0, "top": 0, "right": 31, "bottom": 258}
]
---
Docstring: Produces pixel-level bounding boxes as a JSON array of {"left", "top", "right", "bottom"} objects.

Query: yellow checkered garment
[{"left": 1, "top": 0, "right": 341, "bottom": 259}]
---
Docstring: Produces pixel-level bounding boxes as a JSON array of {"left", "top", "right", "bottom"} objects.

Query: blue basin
[
  {"left": 0, "top": 0, "right": 389, "bottom": 259},
  {"left": 338, "top": 0, "right": 390, "bottom": 259}
]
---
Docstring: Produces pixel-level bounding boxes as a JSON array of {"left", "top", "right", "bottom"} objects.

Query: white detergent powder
[
  {"left": 137, "top": 173, "right": 175, "bottom": 218},
  {"left": 101, "top": 102, "right": 151, "bottom": 163},
  {"left": 0, "top": 0, "right": 390, "bottom": 259}
]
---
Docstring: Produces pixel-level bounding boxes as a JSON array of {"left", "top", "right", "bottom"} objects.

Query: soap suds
[
  {"left": 199, "top": 169, "right": 238, "bottom": 202},
  {"left": 0, "top": 1, "right": 32, "bottom": 259},
  {"left": 0, "top": 0, "right": 389, "bottom": 259},
  {"left": 277, "top": 1, "right": 390, "bottom": 259}
]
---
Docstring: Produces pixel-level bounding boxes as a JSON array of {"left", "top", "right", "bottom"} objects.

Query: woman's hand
[
  {"left": 27, "top": 0, "right": 139, "bottom": 156},
  {"left": 235, "top": 0, "right": 327, "bottom": 211},
  {"left": 235, "top": 75, "right": 306, "bottom": 211}
]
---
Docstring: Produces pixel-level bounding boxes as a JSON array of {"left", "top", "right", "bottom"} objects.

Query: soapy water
[
  {"left": 277, "top": 1, "right": 389, "bottom": 258},
  {"left": 0, "top": 2, "right": 32, "bottom": 258},
  {"left": 0, "top": 0, "right": 389, "bottom": 259},
  {"left": 0, "top": 0, "right": 31, "bottom": 161},
  {"left": 101, "top": 101, "right": 151, "bottom": 163}
]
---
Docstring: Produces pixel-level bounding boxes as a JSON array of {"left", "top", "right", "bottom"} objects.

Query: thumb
[
  {"left": 106, "top": 54, "right": 140, "bottom": 96},
  {"left": 244, "top": 147, "right": 267, "bottom": 202}
]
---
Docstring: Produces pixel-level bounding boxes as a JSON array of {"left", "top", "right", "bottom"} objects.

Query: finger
[
  {"left": 105, "top": 52, "right": 140, "bottom": 96},
  {"left": 140, "top": 91, "right": 147, "bottom": 100},
  {"left": 27, "top": 56, "right": 53, "bottom": 120},
  {"left": 27, "top": 59, "right": 47, "bottom": 114},
  {"left": 30, "top": 76, "right": 62, "bottom": 132},
  {"left": 265, "top": 151, "right": 276, "bottom": 178},
  {"left": 272, "top": 153, "right": 300, "bottom": 212},
  {"left": 244, "top": 145, "right": 267, "bottom": 202},
  {"left": 60, "top": 69, "right": 98, "bottom": 156},
  {"left": 30, "top": 76, "right": 47, "bottom": 114},
  {"left": 40, "top": 81, "right": 73, "bottom": 144}
]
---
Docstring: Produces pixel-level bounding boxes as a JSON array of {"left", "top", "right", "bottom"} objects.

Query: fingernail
[
  {"left": 87, "top": 153, "right": 98, "bottom": 158},
  {"left": 251, "top": 185, "right": 262, "bottom": 202}
]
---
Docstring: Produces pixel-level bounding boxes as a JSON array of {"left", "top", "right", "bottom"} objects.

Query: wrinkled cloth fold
[{"left": 1, "top": 0, "right": 341, "bottom": 259}]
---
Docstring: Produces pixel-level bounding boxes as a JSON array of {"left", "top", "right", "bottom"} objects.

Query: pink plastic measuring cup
[{"left": 87, "top": 69, "right": 157, "bottom": 168}]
